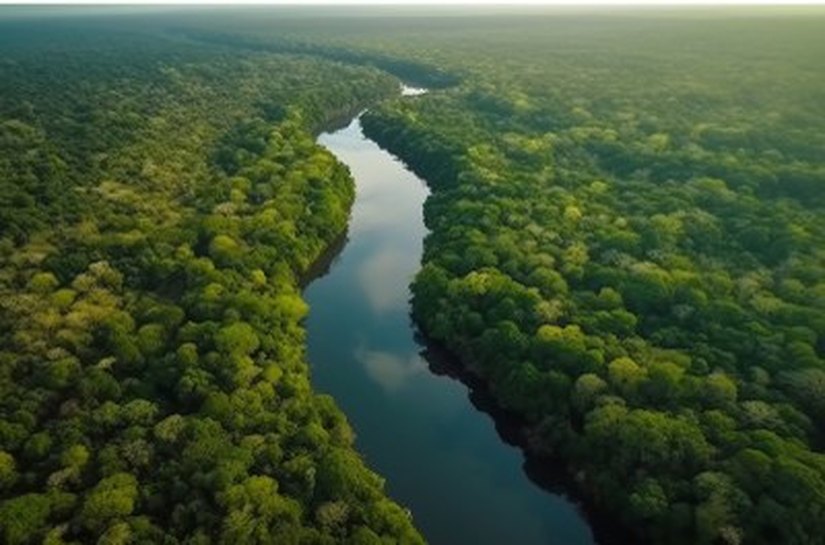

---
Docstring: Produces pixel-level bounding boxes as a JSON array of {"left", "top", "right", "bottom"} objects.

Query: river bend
[{"left": 304, "top": 86, "right": 595, "bottom": 545}]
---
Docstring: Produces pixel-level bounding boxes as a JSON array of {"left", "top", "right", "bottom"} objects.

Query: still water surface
[{"left": 304, "top": 87, "right": 595, "bottom": 545}]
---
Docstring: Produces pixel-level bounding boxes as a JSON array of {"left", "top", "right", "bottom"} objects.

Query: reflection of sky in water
[
  {"left": 306, "top": 114, "right": 595, "bottom": 545},
  {"left": 356, "top": 346, "right": 427, "bottom": 392},
  {"left": 323, "top": 134, "right": 427, "bottom": 238},
  {"left": 358, "top": 246, "right": 413, "bottom": 313},
  {"left": 319, "top": 118, "right": 427, "bottom": 315}
]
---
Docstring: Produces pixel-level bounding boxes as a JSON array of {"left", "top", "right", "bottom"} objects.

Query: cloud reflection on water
[
  {"left": 358, "top": 245, "right": 414, "bottom": 313},
  {"left": 356, "top": 346, "right": 426, "bottom": 393}
]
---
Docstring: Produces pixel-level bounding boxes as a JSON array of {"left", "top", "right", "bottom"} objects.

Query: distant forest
[{"left": 2, "top": 8, "right": 825, "bottom": 545}]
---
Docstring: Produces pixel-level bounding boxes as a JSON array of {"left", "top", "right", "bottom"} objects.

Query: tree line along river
[{"left": 303, "top": 85, "right": 596, "bottom": 545}]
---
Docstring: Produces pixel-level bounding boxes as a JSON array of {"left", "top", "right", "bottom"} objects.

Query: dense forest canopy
[
  {"left": 352, "top": 10, "right": 825, "bottom": 545},
  {"left": 0, "top": 17, "right": 423, "bottom": 545},
  {"left": 2, "top": 7, "right": 825, "bottom": 545}
]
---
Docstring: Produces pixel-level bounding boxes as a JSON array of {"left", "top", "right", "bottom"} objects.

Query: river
[{"left": 304, "top": 85, "right": 596, "bottom": 545}]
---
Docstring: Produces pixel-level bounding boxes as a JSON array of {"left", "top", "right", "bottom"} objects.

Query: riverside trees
[
  {"left": 0, "top": 19, "right": 422, "bottom": 545},
  {"left": 354, "top": 10, "right": 825, "bottom": 545}
]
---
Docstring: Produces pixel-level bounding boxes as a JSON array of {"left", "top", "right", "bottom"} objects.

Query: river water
[{"left": 304, "top": 86, "right": 595, "bottom": 545}]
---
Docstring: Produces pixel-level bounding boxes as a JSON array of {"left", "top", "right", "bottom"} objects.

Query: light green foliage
[
  {"left": 60, "top": 445, "right": 89, "bottom": 469},
  {"left": 153, "top": 414, "right": 186, "bottom": 444},
  {"left": 209, "top": 235, "right": 242, "bottom": 266},
  {"left": 218, "top": 476, "right": 303, "bottom": 543},
  {"left": 0, "top": 451, "right": 17, "bottom": 490},
  {"left": 215, "top": 322, "right": 259, "bottom": 355},
  {"left": 97, "top": 522, "right": 132, "bottom": 545},
  {"left": 0, "top": 19, "right": 416, "bottom": 545},
  {"left": 81, "top": 473, "right": 138, "bottom": 530},
  {"left": 3, "top": 8, "right": 824, "bottom": 545},
  {"left": 353, "top": 10, "right": 825, "bottom": 544},
  {"left": 137, "top": 323, "right": 167, "bottom": 356},
  {"left": 28, "top": 272, "right": 59, "bottom": 293},
  {"left": 0, "top": 493, "right": 52, "bottom": 545}
]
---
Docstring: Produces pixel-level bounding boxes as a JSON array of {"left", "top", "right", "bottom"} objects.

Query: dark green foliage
[
  {"left": 0, "top": 19, "right": 421, "bottom": 544},
  {"left": 349, "top": 10, "right": 824, "bottom": 545},
  {"left": 4, "top": 7, "right": 825, "bottom": 545}
]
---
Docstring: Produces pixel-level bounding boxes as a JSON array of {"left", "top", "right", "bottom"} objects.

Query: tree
[
  {"left": 628, "top": 478, "right": 668, "bottom": 520},
  {"left": 608, "top": 357, "right": 645, "bottom": 398},
  {"left": 572, "top": 373, "right": 608, "bottom": 413},
  {"left": 701, "top": 373, "right": 738, "bottom": 409},
  {"left": 81, "top": 473, "right": 139, "bottom": 531},
  {"left": 60, "top": 444, "right": 89, "bottom": 471},
  {"left": 0, "top": 451, "right": 17, "bottom": 490},
  {"left": 210, "top": 235, "right": 243, "bottom": 267},
  {"left": 0, "top": 493, "right": 52, "bottom": 545},
  {"left": 218, "top": 476, "right": 302, "bottom": 544},
  {"left": 215, "top": 322, "right": 260, "bottom": 355}
]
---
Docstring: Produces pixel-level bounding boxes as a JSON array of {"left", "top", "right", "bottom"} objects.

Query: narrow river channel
[{"left": 304, "top": 85, "right": 596, "bottom": 545}]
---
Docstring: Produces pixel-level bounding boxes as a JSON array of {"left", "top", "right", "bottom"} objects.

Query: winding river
[{"left": 304, "top": 86, "right": 595, "bottom": 545}]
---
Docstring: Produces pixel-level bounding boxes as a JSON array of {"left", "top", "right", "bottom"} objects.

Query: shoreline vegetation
[
  {"left": 0, "top": 21, "right": 425, "bottom": 544},
  {"left": 2, "top": 7, "right": 825, "bottom": 545},
  {"left": 356, "top": 12, "right": 825, "bottom": 543},
  {"left": 417, "top": 333, "right": 636, "bottom": 545}
]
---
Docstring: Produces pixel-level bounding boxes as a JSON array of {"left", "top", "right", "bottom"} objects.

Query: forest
[
  {"left": 2, "top": 7, "right": 825, "bottom": 545},
  {"left": 355, "top": 11, "right": 825, "bottom": 545},
  {"left": 0, "top": 17, "right": 422, "bottom": 545}
]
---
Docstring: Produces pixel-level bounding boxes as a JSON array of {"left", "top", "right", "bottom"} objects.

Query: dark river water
[{"left": 304, "top": 86, "right": 595, "bottom": 545}]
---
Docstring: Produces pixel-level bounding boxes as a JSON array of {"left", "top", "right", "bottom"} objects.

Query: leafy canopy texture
[
  {"left": 0, "top": 18, "right": 422, "bottom": 545},
  {"left": 351, "top": 10, "right": 823, "bottom": 545}
]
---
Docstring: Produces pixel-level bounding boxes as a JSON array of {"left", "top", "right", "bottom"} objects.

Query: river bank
[{"left": 303, "top": 87, "right": 596, "bottom": 545}]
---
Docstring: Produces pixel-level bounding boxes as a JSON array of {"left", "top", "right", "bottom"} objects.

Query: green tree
[{"left": 81, "top": 473, "right": 139, "bottom": 531}]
